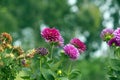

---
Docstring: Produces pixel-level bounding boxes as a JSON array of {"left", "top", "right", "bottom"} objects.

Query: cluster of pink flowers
[
  {"left": 100, "top": 28, "right": 120, "bottom": 46},
  {"left": 41, "top": 27, "right": 86, "bottom": 60},
  {"left": 64, "top": 38, "right": 86, "bottom": 60}
]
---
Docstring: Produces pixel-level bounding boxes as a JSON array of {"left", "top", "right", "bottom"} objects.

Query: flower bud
[
  {"left": 36, "top": 47, "right": 48, "bottom": 56},
  {"left": 57, "top": 70, "right": 62, "bottom": 76}
]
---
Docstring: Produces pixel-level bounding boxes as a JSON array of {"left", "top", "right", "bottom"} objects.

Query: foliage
[
  {"left": 19, "top": 27, "right": 85, "bottom": 80},
  {"left": 101, "top": 27, "right": 120, "bottom": 79},
  {"left": 0, "top": 0, "right": 120, "bottom": 79},
  {"left": 0, "top": 32, "right": 22, "bottom": 80},
  {"left": 0, "top": 0, "right": 102, "bottom": 57},
  {"left": 0, "top": 27, "right": 85, "bottom": 80}
]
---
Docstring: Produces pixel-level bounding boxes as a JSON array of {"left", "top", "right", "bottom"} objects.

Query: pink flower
[
  {"left": 63, "top": 44, "right": 79, "bottom": 60},
  {"left": 108, "top": 38, "right": 120, "bottom": 46},
  {"left": 70, "top": 38, "right": 86, "bottom": 53},
  {"left": 58, "top": 36, "right": 64, "bottom": 46},
  {"left": 41, "top": 27, "right": 64, "bottom": 46},
  {"left": 100, "top": 28, "right": 114, "bottom": 41},
  {"left": 113, "top": 28, "right": 120, "bottom": 44}
]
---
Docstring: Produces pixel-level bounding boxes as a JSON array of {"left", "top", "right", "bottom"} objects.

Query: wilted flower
[
  {"left": 63, "top": 44, "right": 79, "bottom": 60},
  {"left": 0, "top": 32, "right": 12, "bottom": 44},
  {"left": 21, "top": 59, "right": 26, "bottom": 66},
  {"left": 0, "top": 45, "right": 4, "bottom": 52},
  {"left": 5, "top": 53, "right": 15, "bottom": 59},
  {"left": 13, "top": 46, "right": 24, "bottom": 56},
  {"left": 70, "top": 38, "right": 86, "bottom": 53},
  {"left": 100, "top": 28, "right": 114, "bottom": 41},
  {"left": 9, "top": 53, "right": 15, "bottom": 58},
  {"left": 6, "top": 44, "right": 12, "bottom": 49},
  {"left": 113, "top": 28, "right": 120, "bottom": 44},
  {"left": 26, "top": 49, "right": 36, "bottom": 58},
  {"left": 41, "top": 27, "right": 64, "bottom": 46},
  {"left": 108, "top": 38, "right": 120, "bottom": 46},
  {"left": 36, "top": 47, "right": 48, "bottom": 56},
  {"left": 21, "top": 59, "right": 30, "bottom": 67}
]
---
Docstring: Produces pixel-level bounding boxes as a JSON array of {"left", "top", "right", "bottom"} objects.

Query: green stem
[
  {"left": 67, "top": 62, "right": 72, "bottom": 77},
  {"left": 10, "top": 48, "right": 14, "bottom": 53},
  {"left": 50, "top": 44, "right": 54, "bottom": 59},
  {"left": 40, "top": 57, "right": 42, "bottom": 74},
  {"left": 114, "top": 47, "right": 120, "bottom": 59}
]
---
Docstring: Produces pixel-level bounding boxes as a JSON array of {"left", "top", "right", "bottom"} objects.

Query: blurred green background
[{"left": 0, "top": 0, "right": 120, "bottom": 80}]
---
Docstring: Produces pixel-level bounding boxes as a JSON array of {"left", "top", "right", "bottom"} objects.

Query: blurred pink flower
[
  {"left": 100, "top": 28, "right": 114, "bottom": 41},
  {"left": 58, "top": 36, "right": 64, "bottom": 46},
  {"left": 63, "top": 44, "right": 79, "bottom": 60},
  {"left": 108, "top": 38, "right": 120, "bottom": 46},
  {"left": 113, "top": 28, "right": 120, "bottom": 44},
  {"left": 70, "top": 38, "right": 86, "bottom": 53}
]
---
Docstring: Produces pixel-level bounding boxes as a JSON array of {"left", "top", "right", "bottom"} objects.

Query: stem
[
  {"left": 50, "top": 44, "right": 54, "bottom": 59},
  {"left": 114, "top": 47, "right": 120, "bottom": 59},
  {"left": 67, "top": 62, "right": 72, "bottom": 77},
  {"left": 10, "top": 48, "right": 14, "bottom": 53},
  {"left": 40, "top": 57, "right": 42, "bottom": 74}
]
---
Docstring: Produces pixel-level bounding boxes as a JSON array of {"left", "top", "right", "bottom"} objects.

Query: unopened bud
[
  {"left": 57, "top": 70, "right": 62, "bottom": 76},
  {"left": 36, "top": 47, "right": 48, "bottom": 56}
]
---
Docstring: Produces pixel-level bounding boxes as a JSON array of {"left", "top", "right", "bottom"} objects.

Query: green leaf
[
  {"left": 109, "top": 76, "right": 118, "bottom": 80},
  {"left": 21, "top": 76, "right": 30, "bottom": 79},
  {"left": 110, "top": 59, "right": 120, "bottom": 71},
  {"left": 41, "top": 68, "right": 55, "bottom": 80},
  {"left": 58, "top": 77, "right": 69, "bottom": 80},
  {"left": 70, "top": 69, "right": 81, "bottom": 79},
  {"left": 49, "top": 60, "right": 63, "bottom": 71}
]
